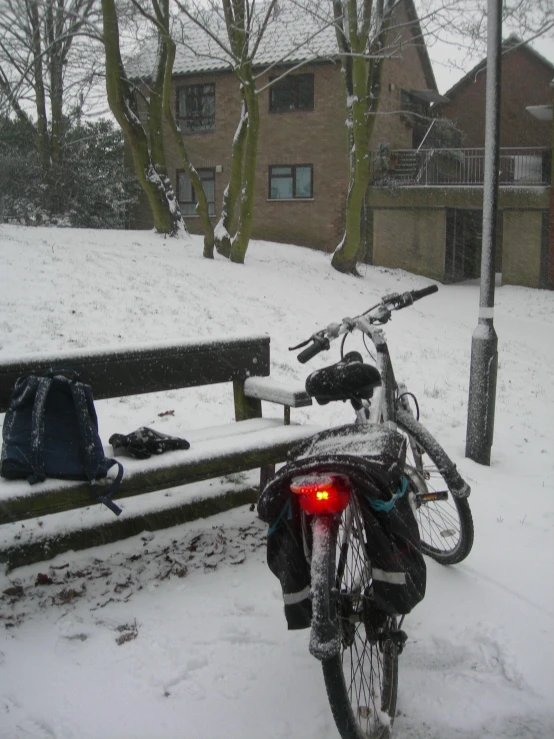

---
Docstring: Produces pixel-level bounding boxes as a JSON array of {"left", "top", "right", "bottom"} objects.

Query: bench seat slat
[
  {"left": 0, "top": 418, "right": 321, "bottom": 524},
  {"left": 243, "top": 377, "right": 312, "bottom": 408}
]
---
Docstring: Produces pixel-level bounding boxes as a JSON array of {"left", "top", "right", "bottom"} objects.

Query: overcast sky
[{"left": 428, "top": 32, "right": 554, "bottom": 94}]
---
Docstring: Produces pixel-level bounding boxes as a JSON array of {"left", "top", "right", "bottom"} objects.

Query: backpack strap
[
  {"left": 96, "top": 460, "right": 124, "bottom": 516},
  {"left": 70, "top": 382, "right": 123, "bottom": 516},
  {"left": 28, "top": 376, "right": 53, "bottom": 484}
]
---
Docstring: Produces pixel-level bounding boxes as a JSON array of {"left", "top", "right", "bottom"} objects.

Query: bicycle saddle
[{"left": 305, "top": 352, "right": 381, "bottom": 405}]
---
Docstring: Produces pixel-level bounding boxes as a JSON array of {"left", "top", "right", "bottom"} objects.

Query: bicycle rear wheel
[
  {"left": 318, "top": 495, "right": 399, "bottom": 739},
  {"left": 396, "top": 410, "right": 474, "bottom": 565}
]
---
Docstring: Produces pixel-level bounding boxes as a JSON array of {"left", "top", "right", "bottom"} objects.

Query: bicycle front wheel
[
  {"left": 318, "top": 495, "right": 399, "bottom": 739},
  {"left": 396, "top": 409, "right": 474, "bottom": 565}
]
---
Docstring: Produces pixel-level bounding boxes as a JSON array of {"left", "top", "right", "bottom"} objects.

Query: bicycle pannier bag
[
  {"left": 1, "top": 368, "right": 123, "bottom": 515},
  {"left": 259, "top": 480, "right": 312, "bottom": 630},
  {"left": 259, "top": 430, "right": 426, "bottom": 626},
  {"left": 360, "top": 476, "right": 426, "bottom": 616}
]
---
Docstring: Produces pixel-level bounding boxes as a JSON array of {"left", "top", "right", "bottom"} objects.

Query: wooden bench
[{"left": 0, "top": 335, "right": 318, "bottom": 569}]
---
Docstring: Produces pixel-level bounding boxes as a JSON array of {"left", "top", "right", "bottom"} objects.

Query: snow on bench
[{"left": 0, "top": 336, "right": 318, "bottom": 568}]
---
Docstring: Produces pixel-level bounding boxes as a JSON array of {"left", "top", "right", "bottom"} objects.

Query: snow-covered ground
[{"left": 0, "top": 224, "right": 553, "bottom": 739}]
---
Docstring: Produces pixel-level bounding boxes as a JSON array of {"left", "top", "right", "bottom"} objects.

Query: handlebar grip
[
  {"left": 411, "top": 284, "right": 438, "bottom": 302},
  {"left": 297, "top": 338, "right": 329, "bottom": 363}
]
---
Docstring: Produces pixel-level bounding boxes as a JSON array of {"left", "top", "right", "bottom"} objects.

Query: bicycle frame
[
  {"left": 298, "top": 319, "right": 408, "bottom": 662},
  {"left": 344, "top": 316, "right": 400, "bottom": 428}
]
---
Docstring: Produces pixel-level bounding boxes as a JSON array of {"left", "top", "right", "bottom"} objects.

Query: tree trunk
[
  {"left": 331, "top": 53, "right": 370, "bottom": 274},
  {"left": 149, "top": 31, "right": 184, "bottom": 235},
  {"left": 215, "top": 98, "right": 248, "bottom": 258},
  {"left": 30, "top": 1, "right": 50, "bottom": 173},
  {"left": 101, "top": 0, "right": 180, "bottom": 236},
  {"left": 331, "top": 0, "right": 390, "bottom": 275},
  {"left": 162, "top": 32, "right": 214, "bottom": 256},
  {"left": 46, "top": 2, "right": 64, "bottom": 168},
  {"left": 230, "top": 68, "right": 259, "bottom": 264}
]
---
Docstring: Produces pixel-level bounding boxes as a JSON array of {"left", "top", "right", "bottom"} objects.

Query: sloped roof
[
  {"left": 129, "top": 0, "right": 438, "bottom": 91},
  {"left": 129, "top": 3, "right": 338, "bottom": 79},
  {"left": 403, "top": 0, "right": 438, "bottom": 93},
  {"left": 439, "top": 34, "right": 554, "bottom": 103}
]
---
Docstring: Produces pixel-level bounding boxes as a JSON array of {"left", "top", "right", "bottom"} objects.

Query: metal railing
[{"left": 371, "top": 147, "right": 551, "bottom": 187}]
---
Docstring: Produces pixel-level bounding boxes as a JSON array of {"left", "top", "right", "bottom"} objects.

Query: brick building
[
  {"left": 366, "top": 38, "right": 553, "bottom": 289},
  {"left": 434, "top": 36, "right": 553, "bottom": 148},
  {"left": 131, "top": 0, "right": 442, "bottom": 253}
]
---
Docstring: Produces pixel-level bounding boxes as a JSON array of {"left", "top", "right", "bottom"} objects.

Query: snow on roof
[{"left": 129, "top": 2, "right": 340, "bottom": 80}]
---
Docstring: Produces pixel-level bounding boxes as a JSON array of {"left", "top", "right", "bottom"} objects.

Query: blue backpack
[{"left": 1, "top": 368, "right": 123, "bottom": 515}]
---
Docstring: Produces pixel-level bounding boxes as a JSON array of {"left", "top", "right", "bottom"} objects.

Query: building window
[
  {"left": 269, "top": 74, "right": 314, "bottom": 113},
  {"left": 269, "top": 165, "right": 313, "bottom": 199},
  {"left": 177, "top": 169, "right": 215, "bottom": 216},
  {"left": 400, "top": 89, "right": 429, "bottom": 119},
  {"left": 177, "top": 84, "right": 215, "bottom": 133}
]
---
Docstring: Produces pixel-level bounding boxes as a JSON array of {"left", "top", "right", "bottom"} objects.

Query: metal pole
[{"left": 465, "top": 0, "right": 501, "bottom": 465}]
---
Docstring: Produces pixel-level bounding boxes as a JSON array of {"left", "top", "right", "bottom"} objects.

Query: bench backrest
[{"left": 0, "top": 335, "right": 270, "bottom": 413}]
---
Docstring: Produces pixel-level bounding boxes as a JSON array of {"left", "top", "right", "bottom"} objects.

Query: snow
[
  {"left": 243, "top": 376, "right": 308, "bottom": 405},
  {"left": 1, "top": 224, "right": 554, "bottom": 738},
  {"left": 129, "top": 3, "right": 339, "bottom": 80},
  {"left": 0, "top": 333, "right": 270, "bottom": 364},
  {"left": 0, "top": 418, "right": 322, "bottom": 507}
]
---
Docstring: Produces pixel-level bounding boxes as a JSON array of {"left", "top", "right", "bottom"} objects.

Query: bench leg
[
  {"left": 233, "top": 380, "right": 263, "bottom": 421},
  {"left": 260, "top": 464, "right": 276, "bottom": 491},
  {"left": 284, "top": 406, "right": 291, "bottom": 425}
]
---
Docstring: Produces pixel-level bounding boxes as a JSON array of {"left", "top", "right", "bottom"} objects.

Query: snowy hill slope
[{"left": 0, "top": 225, "right": 553, "bottom": 739}]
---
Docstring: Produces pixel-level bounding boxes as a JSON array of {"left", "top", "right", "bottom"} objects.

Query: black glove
[{"left": 109, "top": 427, "right": 190, "bottom": 460}]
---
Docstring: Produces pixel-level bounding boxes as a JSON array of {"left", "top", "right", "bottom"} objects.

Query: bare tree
[
  {"left": 102, "top": 0, "right": 183, "bottom": 235},
  {"left": 0, "top": 0, "right": 103, "bottom": 175},
  {"left": 126, "top": 0, "right": 216, "bottom": 253},
  {"left": 325, "top": 0, "right": 554, "bottom": 274},
  {"left": 418, "top": 0, "right": 554, "bottom": 80},
  {"left": 324, "top": 0, "right": 398, "bottom": 273},
  {"left": 174, "top": 0, "right": 282, "bottom": 263}
]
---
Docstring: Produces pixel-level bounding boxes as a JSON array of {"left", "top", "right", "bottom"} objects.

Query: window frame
[
  {"left": 268, "top": 164, "right": 314, "bottom": 200},
  {"left": 269, "top": 74, "right": 314, "bottom": 114},
  {"left": 400, "top": 89, "right": 429, "bottom": 119},
  {"left": 176, "top": 83, "right": 216, "bottom": 134},
  {"left": 176, "top": 167, "right": 216, "bottom": 217}
]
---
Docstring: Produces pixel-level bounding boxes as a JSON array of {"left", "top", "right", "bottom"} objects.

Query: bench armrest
[{"left": 243, "top": 377, "right": 312, "bottom": 408}]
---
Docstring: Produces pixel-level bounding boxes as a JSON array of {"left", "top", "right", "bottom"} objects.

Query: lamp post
[{"left": 465, "top": 0, "right": 502, "bottom": 465}]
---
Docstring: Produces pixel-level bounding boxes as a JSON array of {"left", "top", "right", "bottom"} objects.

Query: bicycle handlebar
[
  {"left": 292, "top": 284, "right": 438, "bottom": 362},
  {"left": 411, "top": 284, "right": 439, "bottom": 301},
  {"left": 297, "top": 335, "right": 330, "bottom": 363}
]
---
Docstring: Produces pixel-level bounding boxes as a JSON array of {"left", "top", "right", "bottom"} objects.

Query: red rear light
[{"left": 290, "top": 474, "right": 351, "bottom": 515}]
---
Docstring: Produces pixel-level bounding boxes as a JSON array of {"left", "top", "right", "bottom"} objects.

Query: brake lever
[
  {"left": 289, "top": 329, "right": 327, "bottom": 351},
  {"left": 372, "top": 304, "right": 392, "bottom": 323},
  {"left": 289, "top": 338, "right": 312, "bottom": 351}
]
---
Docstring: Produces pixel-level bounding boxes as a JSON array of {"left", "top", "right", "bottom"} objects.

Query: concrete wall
[
  {"left": 373, "top": 208, "right": 446, "bottom": 280},
  {"left": 369, "top": 187, "right": 550, "bottom": 287},
  {"left": 502, "top": 210, "right": 544, "bottom": 287}
]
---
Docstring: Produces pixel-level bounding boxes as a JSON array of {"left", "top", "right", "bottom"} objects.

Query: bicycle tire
[
  {"left": 396, "top": 409, "right": 474, "bottom": 565},
  {"left": 317, "top": 495, "right": 399, "bottom": 739}
]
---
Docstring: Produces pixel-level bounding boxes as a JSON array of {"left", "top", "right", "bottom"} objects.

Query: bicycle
[{"left": 259, "top": 284, "right": 474, "bottom": 739}]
